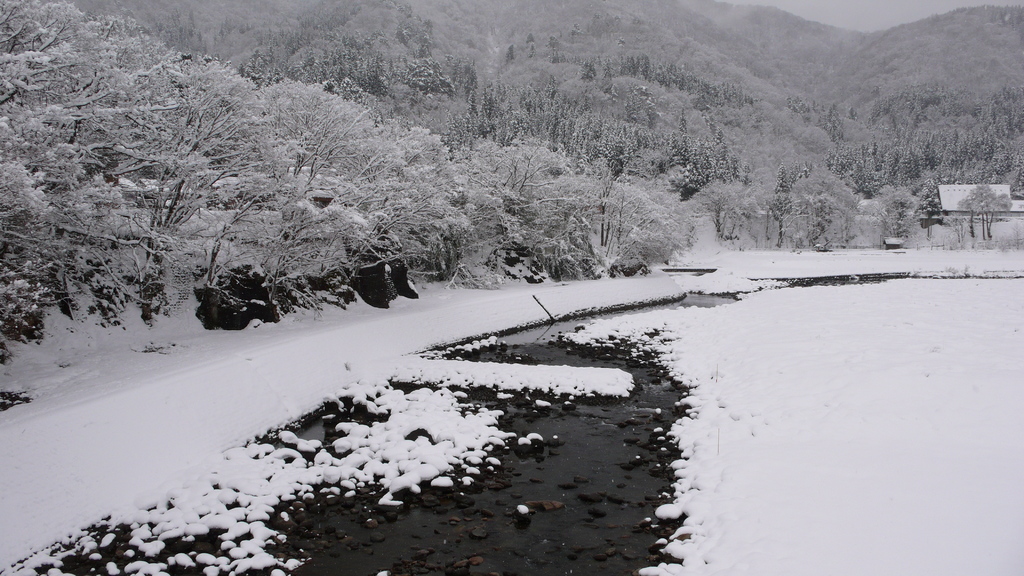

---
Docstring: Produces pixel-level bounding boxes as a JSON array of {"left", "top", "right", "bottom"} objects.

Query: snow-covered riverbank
[
  {"left": 566, "top": 277, "right": 1024, "bottom": 576},
  {"left": 3, "top": 249, "right": 1024, "bottom": 575},
  {"left": 0, "top": 275, "right": 687, "bottom": 569}
]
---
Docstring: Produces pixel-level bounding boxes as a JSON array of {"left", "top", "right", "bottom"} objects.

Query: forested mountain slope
[
  {"left": 4, "top": 0, "right": 1024, "bottom": 358},
  {"left": 831, "top": 7, "right": 1024, "bottom": 104},
  {"left": 73, "top": 0, "right": 1024, "bottom": 104},
  {"left": 72, "top": 0, "right": 1024, "bottom": 186}
]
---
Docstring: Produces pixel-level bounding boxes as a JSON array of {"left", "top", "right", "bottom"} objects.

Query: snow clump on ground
[{"left": 388, "top": 358, "right": 634, "bottom": 397}]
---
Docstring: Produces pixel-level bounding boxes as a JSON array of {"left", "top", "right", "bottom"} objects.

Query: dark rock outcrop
[
  {"left": 195, "top": 269, "right": 278, "bottom": 330},
  {"left": 352, "top": 259, "right": 419, "bottom": 309}
]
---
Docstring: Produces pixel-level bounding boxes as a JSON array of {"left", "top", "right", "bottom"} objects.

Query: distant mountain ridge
[
  {"left": 75, "top": 0, "right": 1024, "bottom": 97},
  {"left": 831, "top": 6, "right": 1024, "bottom": 103},
  {"left": 73, "top": 0, "right": 1024, "bottom": 103},
  {"left": 71, "top": 0, "right": 1024, "bottom": 191}
]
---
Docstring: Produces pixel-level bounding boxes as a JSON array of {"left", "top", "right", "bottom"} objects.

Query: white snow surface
[
  {"left": 0, "top": 275, "right": 684, "bottom": 570},
  {"left": 663, "top": 248, "right": 1024, "bottom": 295},
  {"left": 387, "top": 358, "right": 634, "bottom": 397},
  {"left": 671, "top": 247, "right": 1024, "bottom": 280},
  {"left": 4, "top": 250, "right": 1024, "bottom": 575},
  {"left": 565, "top": 277, "right": 1024, "bottom": 576}
]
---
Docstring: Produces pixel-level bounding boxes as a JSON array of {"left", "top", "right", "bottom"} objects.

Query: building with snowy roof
[{"left": 937, "top": 185, "right": 1024, "bottom": 216}]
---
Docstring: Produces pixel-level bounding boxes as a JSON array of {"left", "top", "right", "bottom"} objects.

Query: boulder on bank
[
  {"left": 608, "top": 260, "right": 650, "bottom": 278},
  {"left": 195, "top": 280, "right": 277, "bottom": 331},
  {"left": 488, "top": 247, "right": 547, "bottom": 284},
  {"left": 195, "top": 267, "right": 357, "bottom": 329},
  {"left": 352, "top": 259, "right": 419, "bottom": 309}
]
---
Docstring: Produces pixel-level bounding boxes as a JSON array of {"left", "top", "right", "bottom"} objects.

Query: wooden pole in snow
[{"left": 532, "top": 295, "right": 557, "bottom": 323}]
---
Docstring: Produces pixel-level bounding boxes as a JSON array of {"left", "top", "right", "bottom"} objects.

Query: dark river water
[{"left": 293, "top": 295, "right": 731, "bottom": 576}]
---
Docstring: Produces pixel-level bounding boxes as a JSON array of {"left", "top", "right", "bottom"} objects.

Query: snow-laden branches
[{"left": 0, "top": 0, "right": 695, "bottom": 346}]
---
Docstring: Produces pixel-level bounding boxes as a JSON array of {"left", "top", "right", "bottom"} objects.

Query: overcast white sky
[{"left": 725, "top": 0, "right": 1024, "bottom": 31}]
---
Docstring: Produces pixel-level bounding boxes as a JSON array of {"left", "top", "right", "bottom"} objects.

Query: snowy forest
[{"left": 5, "top": 0, "right": 1024, "bottom": 357}]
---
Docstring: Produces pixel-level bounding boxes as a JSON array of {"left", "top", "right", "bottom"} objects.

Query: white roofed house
[
  {"left": 937, "top": 184, "right": 1023, "bottom": 242},
  {"left": 937, "top": 185, "right": 1023, "bottom": 216}
]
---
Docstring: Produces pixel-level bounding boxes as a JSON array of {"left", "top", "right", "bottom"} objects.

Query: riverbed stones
[
  {"left": 404, "top": 428, "right": 433, "bottom": 442},
  {"left": 450, "top": 554, "right": 485, "bottom": 570},
  {"left": 271, "top": 514, "right": 298, "bottom": 531},
  {"left": 513, "top": 507, "right": 532, "bottom": 528},
  {"left": 524, "top": 500, "right": 564, "bottom": 512},
  {"left": 411, "top": 548, "right": 434, "bottom": 560},
  {"left": 484, "top": 479, "right": 512, "bottom": 490}
]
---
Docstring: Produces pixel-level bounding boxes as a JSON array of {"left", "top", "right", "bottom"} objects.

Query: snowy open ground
[
  {"left": 2, "top": 249, "right": 1024, "bottom": 575},
  {"left": 674, "top": 245, "right": 1024, "bottom": 280},
  {"left": 575, "top": 252, "right": 1024, "bottom": 576}
]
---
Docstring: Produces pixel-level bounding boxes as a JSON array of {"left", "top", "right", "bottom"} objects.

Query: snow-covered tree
[
  {"left": 0, "top": 161, "right": 53, "bottom": 360},
  {"left": 594, "top": 177, "right": 690, "bottom": 271},
  {"left": 792, "top": 172, "right": 858, "bottom": 248},
  {"left": 100, "top": 58, "right": 264, "bottom": 319},
  {"left": 873, "top": 186, "right": 919, "bottom": 239},
  {"left": 957, "top": 184, "right": 1012, "bottom": 240},
  {"left": 1, "top": 0, "right": 150, "bottom": 324},
  {"left": 693, "top": 182, "right": 756, "bottom": 241},
  {"left": 259, "top": 81, "right": 372, "bottom": 186}
]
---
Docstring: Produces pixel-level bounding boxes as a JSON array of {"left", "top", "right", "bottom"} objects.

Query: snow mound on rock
[{"left": 388, "top": 358, "right": 635, "bottom": 397}]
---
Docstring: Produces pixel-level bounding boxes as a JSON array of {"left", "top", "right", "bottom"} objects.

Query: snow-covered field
[
  {"left": 673, "top": 246, "right": 1024, "bottom": 279},
  {"left": 2, "top": 248, "right": 1024, "bottom": 575},
  {"left": 566, "top": 276, "right": 1024, "bottom": 576}
]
